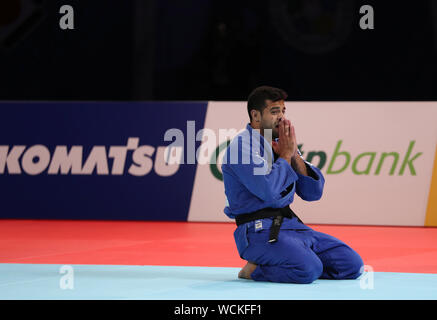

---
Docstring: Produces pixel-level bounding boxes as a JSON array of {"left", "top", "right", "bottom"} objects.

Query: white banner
[{"left": 188, "top": 102, "right": 437, "bottom": 226}]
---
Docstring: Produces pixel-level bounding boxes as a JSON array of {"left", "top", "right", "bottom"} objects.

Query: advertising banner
[
  {"left": 1, "top": 101, "right": 436, "bottom": 226},
  {"left": 0, "top": 102, "right": 207, "bottom": 220},
  {"left": 188, "top": 102, "right": 437, "bottom": 226}
]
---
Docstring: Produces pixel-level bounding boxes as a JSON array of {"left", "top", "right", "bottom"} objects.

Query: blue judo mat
[{"left": 0, "top": 264, "right": 436, "bottom": 300}]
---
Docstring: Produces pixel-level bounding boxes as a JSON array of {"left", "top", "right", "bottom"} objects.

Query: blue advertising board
[{"left": 0, "top": 102, "right": 207, "bottom": 220}]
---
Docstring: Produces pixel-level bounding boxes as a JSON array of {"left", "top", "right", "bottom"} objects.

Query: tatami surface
[{"left": 1, "top": 220, "right": 436, "bottom": 299}]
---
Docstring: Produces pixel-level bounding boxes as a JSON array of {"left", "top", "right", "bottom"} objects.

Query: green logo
[
  {"left": 210, "top": 140, "right": 231, "bottom": 181},
  {"left": 325, "top": 140, "right": 422, "bottom": 175}
]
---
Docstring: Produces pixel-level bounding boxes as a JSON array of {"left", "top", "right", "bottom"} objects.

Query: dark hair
[{"left": 247, "top": 86, "right": 288, "bottom": 121}]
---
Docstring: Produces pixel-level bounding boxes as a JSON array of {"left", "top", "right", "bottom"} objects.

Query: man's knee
[
  {"left": 341, "top": 250, "right": 365, "bottom": 279},
  {"left": 285, "top": 259, "right": 323, "bottom": 284}
]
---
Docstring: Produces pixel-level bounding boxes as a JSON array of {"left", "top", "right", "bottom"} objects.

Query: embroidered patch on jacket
[{"left": 255, "top": 220, "right": 263, "bottom": 231}]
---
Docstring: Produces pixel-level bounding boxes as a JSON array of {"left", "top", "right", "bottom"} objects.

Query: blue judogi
[{"left": 222, "top": 124, "right": 363, "bottom": 283}]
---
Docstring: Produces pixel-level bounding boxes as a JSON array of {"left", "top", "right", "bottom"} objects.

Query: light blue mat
[{"left": 0, "top": 264, "right": 436, "bottom": 300}]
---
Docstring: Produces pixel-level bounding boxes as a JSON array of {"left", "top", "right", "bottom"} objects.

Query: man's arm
[
  {"left": 226, "top": 144, "right": 298, "bottom": 203},
  {"left": 293, "top": 154, "right": 325, "bottom": 201},
  {"left": 291, "top": 153, "right": 308, "bottom": 176},
  {"left": 274, "top": 123, "right": 324, "bottom": 201},
  {"left": 227, "top": 120, "right": 299, "bottom": 202}
]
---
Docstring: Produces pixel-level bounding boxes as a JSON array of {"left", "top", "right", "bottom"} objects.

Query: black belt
[{"left": 235, "top": 206, "right": 303, "bottom": 243}]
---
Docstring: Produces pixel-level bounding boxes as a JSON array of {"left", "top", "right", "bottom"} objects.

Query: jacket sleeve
[
  {"left": 227, "top": 137, "right": 299, "bottom": 202},
  {"left": 295, "top": 159, "right": 325, "bottom": 201}
]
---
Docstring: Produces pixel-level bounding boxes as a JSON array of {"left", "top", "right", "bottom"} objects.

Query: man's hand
[
  {"left": 272, "top": 120, "right": 309, "bottom": 175},
  {"left": 271, "top": 119, "right": 298, "bottom": 164}
]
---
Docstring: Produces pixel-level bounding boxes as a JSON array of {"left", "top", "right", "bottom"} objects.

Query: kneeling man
[{"left": 222, "top": 86, "right": 364, "bottom": 284}]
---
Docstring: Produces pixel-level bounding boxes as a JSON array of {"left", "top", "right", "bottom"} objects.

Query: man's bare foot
[{"left": 238, "top": 261, "right": 257, "bottom": 279}]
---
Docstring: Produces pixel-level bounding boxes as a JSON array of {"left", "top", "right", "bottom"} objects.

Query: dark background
[{"left": 0, "top": 0, "right": 436, "bottom": 101}]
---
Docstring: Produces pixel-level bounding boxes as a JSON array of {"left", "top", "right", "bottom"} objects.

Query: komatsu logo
[{"left": 0, "top": 138, "right": 179, "bottom": 176}]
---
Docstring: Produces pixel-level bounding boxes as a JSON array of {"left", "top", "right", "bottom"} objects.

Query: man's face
[{"left": 260, "top": 99, "right": 286, "bottom": 139}]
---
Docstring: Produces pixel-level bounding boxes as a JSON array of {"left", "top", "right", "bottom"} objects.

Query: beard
[
  {"left": 261, "top": 118, "right": 280, "bottom": 139},
  {"left": 272, "top": 127, "right": 279, "bottom": 139},
  {"left": 261, "top": 125, "right": 279, "bottom": 140},
  {"left": 270, "top": 123, "right": 279, "bottom": 139}
]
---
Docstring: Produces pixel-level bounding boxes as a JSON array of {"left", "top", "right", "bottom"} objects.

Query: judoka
[{"left": 221, "top": 86, "right": 364, "bottom": 283}]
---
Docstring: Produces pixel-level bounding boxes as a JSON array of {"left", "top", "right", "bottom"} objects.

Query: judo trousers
[{"left": 241, "top": 227, "right": 364, "bottom": 284}]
